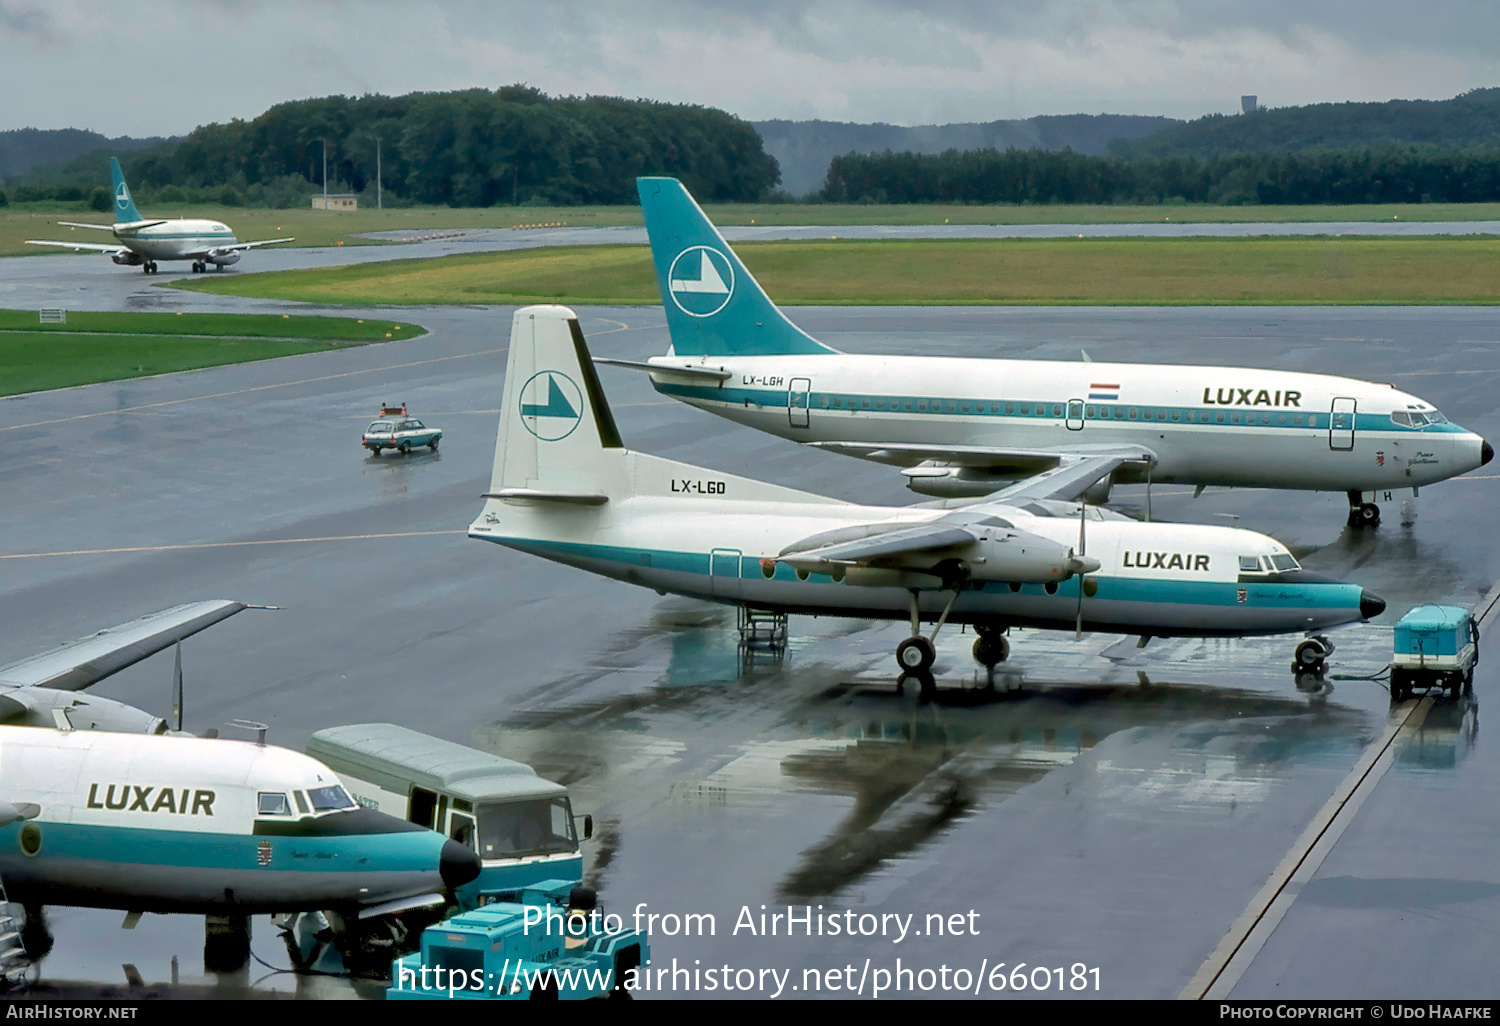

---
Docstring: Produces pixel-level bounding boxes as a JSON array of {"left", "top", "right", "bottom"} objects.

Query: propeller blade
[
  {"left": 171, "top": 641, "right": 183, "bottom": 732},
  {"left": 1075, "top": 503, "right": 1087, "bottom": 640}
]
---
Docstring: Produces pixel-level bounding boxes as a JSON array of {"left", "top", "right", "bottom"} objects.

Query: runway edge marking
[{"left": 1183, "top": 574, "right": 1500, "bottom": 1000}]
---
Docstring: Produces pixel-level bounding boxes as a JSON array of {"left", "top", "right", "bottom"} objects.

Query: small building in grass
[{"left": 312, "top": 194, "right": 358, "bottom": 211}]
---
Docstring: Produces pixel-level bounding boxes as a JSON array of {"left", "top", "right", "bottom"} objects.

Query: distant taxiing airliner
[
  {"left": 612, "top": 177, "right": 1492, "bottom": 529},
  {"left": 25, "top": 157, "right": 292, "bottom": 274}
]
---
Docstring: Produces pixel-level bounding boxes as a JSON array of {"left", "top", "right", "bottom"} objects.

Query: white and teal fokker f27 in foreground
[
  {"left": 617, "top": 177, "right": 1492, "bottom": 529},
  {"left": 471, "top": 306, "right": 1385, "bottom": 694},
  {"left": 26, "top": 157, "right": 292, "bottom": 274}
]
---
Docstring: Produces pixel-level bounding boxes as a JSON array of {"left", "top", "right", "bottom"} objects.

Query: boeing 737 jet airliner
[
  {"left": 615, "top": 177, "right": 1492, "bottom": 529},
  {"left": 26, "top": 157, "right": 292, "bottom": 273}
]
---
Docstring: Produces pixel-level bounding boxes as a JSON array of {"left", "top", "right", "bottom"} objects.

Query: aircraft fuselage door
[
  {"left": 1330, "top": 397, "right": 1356, "bottom": 451},
  {"left": 710, "top": 548, "right": 743, "bottom": 599},
  {"left": 1066, "top": 398, "right": 1085, "bottom": 431},
  {"left": 788, "top": 378, "right": 811, "bottom": 429}
]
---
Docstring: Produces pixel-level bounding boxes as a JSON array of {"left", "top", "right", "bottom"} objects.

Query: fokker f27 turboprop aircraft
[
  {"left": 471, "top": 306, "right": 1384, "bottom": 692},
  {"left": 0, "top": 600, "right": 481, "bottom": 969},
  {"left": 25, "top": 157, "right": 292, "bottom": 274},
  {"left": 615, "top": 177, "right": 1492, "bottom": 529}
]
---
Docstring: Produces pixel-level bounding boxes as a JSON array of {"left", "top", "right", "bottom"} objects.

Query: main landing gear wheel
[
  {"left": 973, "top": 634, "right": 1009, "bottom": 668},
  {"left": 896, "top": 636, "right": 935, "bottom": 673}
]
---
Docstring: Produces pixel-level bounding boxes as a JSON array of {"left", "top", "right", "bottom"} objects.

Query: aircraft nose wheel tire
[
  {"left": 973, "top": 634, "right": 1009, "bottom": 667},
  {"left": 896, "top": 636, "right": 936, "bottom": 673},
  {"left": 1293, "top": 637, "right": 1331, "bottom": 676},
  {"left": 1348, "top": 503, "right": 1380, "bottom": 528}
]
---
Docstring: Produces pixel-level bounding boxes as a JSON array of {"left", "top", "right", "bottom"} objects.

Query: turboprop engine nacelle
[
  {"left": 0, "top": 687, "right": 168, "bottom": 734},
  {"left": 901, "top": 463, "right": 1014, "bottom": 498},
  {"left": 111, "top": 251, "right": 144, "bottom": 266},
  {"left": 823, "top": 529, "right": 1099, "bottom": 589}
]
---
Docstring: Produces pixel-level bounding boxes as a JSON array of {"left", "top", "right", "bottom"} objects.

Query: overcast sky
[{"left": 3, "top": 1, "right": 1497, "bottom": 136}]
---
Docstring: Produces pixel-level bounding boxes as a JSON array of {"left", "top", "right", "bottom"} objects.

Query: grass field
[
  {"left": 170, "top": 236, "right": 1500, "bottom": 306},
  {"left": 0, "top": 309, "right": 425, "bottom": 395},
  {"left": 5, "top": 199, "right": 1499, "bottom": 258}
]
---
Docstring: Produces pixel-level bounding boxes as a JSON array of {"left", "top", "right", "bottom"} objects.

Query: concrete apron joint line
[{"left": 1184, "top": 573, "right": 1500, "bottom": 1000}]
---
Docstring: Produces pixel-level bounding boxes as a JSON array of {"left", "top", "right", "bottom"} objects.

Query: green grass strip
[
  {"left": 0, "top": 332, "right": 352, "bottom": 395},
  {"left": 0, "top": 309, "right": 423, "bottom": 341},
  {"left": 171, "top": 236, "right": 1500, "bottom": 306}
]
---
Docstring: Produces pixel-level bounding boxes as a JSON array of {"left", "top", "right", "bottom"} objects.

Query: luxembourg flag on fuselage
[{"left": 1088, "top": 383, "right": 1120, "bottom": 401}]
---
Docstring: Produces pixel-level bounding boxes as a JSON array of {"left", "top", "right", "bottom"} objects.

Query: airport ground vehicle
[
  {"left": 388, "top": 879, "right": 647, "bottom": 1001},
  {"left": 306, "top": 723, "right": 589, "bottom": 909},
  {"left": 1390, "top": 605, "right": 1477, "bottom": 700},
  {"left": 363, "top": 403, "right": 441, "bottom": 455}
]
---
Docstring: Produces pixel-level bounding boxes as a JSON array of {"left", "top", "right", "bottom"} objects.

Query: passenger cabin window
[{"left": 258, "top": 792, "right": 292, "bottom": 816}]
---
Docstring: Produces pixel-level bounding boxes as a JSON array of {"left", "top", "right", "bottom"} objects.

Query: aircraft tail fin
[
  {"left": 486, "top": 306, "right": 626, "bottom": 503},
  {"left": 109, "top": 157, "right": 143, "bottom": 224},
  {"left": 480, "top": 306, "right": 835, "bottom": 512},
  {"left": 637, "top": 177, "right": 835, "bottom": 358}
]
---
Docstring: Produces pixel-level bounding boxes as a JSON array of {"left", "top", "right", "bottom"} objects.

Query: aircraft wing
[
  {"left": 0, "top": 600, "right": 249, "bottom": 691},
  {"left": 25, "top": 239, "right": 131, "bottom": 256},
  {"left": 972, "top": 455, "right": 1133, "bottom": 505},
  {"left": 780, "top": 522, "right": 979, "bottom": 566},
  {"left": 209, "top": 237, "right": 295, "bottom": 254},
  {"left": 809, "top": 440, "right": 1155, "bottom": 473}
]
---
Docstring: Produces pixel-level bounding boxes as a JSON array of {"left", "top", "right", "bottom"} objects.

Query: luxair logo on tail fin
[
  {"left": 637, "top": 177, "right": 834, "bottom": 358},
  {"left": 108, "top": 157, "right": 143, "bottom": 224},
  {"left": 668, "top": 246, "right": 734, "bottom": 317},
  {"left": 518, "top": 371, "right": 583, "bottom": 440}
]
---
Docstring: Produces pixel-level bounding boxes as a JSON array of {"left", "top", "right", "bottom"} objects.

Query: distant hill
[
  {"left": 1112, "top": 88, "right": 1500, "bottom": 159},
  {"left": 0, "top": 128, "right": 168, "bottom": 180},
  {"left": 754, "top": 114, "right": 1178, "bottom": 196}
]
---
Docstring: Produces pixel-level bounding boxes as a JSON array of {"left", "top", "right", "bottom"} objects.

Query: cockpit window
[
  {"left": 1394, "top": 409, "right": 1449, "bottom": 428},
  {"left": 1239, "top": 556, "right": 1261, "bottom": 572},
  {"left": 1268, "top": 553, "right": 1298, "bottom": 572},
  {"left": 258, "top": 792, "right": 292, "bottom": 816},
  {"left": 307, "top": 785, "right": 357, "bottom": 812}
]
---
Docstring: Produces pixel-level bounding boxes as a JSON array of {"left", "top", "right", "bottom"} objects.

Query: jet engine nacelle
[
  {"left": 111, "top": 251, "right": 144, "bottom": 266},
  {"left": 209, "top": 252, "right": 241, "bottom": 267},
  {"left": 902, "top": 462, "right": 1013, "bottom": 498}
]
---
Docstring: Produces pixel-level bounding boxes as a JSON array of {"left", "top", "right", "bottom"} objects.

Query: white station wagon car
[{"left": 363, "top": 403, "right": 442, "bottom": 456}]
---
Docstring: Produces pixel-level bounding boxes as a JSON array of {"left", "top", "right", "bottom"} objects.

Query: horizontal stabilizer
[
  {"left": 593, "top": 357, "right": 731, "bottom": 381},
  {"left": 482, "top": 489, "right": 609, "bottom": 505}
]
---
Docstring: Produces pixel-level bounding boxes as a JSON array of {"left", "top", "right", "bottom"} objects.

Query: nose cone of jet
[
  {"left": 1483, "top": 440, "right": 1494, "bottom": 467},
  {"left": 1360, "top": 590, "right": 1387, "bottom": 621},
  {"left": 439, "top": 838, "right": 482, "bottom": 890}
]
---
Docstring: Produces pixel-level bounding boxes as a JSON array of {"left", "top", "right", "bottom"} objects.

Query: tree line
[
  {"left": 8, "top": 86, "right": 779, "bottom": 208},
  {"left": 820, "top": 146, "right": 1500, "bottom": 205}
]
